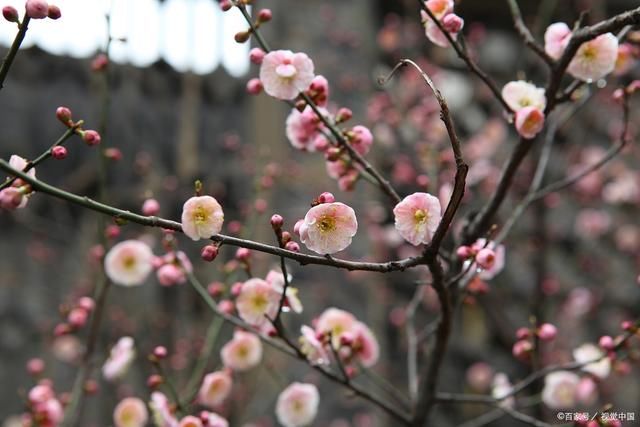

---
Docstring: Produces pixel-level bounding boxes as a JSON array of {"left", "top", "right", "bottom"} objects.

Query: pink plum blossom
[
  {"left": 178, "top": 416, "right": 202, "bottom": 427},
  {"left": 306, "top": 75, "right": 330, "bottom": 106},
  {"left": 104, "top": 240, "right": 154, "bottom": 286},
  {"left": 352, "top": 321, "right": 380, "bottom": 367},
  {"left": 491, "top": 373, "right": 514, "bottom": 408},
  {"left": 275, "top": 382, "right": 320, "bottom": 427},
  {"left": 515, "top": 106, "right": 545, "bottom": 139},
  {"left": 259, "top": 50, "right": 315, "bottom": 100},
  {"left": 206, "top": 413, "right": 229, "bottom": 427},
  {"left": 181, "top": 195, "right": 224, "bottom": 241},
  {"left": 25, "top": 0, "right": 49, "bottom": 19},
  {"left": 221, "top": 330, "right": 263, "bottom": 371},
  {"left": 544, "top": 22, "right": 571, "bottom": 60},
  {"left": 285, "top": 106, "right": 329, "bottom": 151},
  {"left": 265, "top": 269, "right": 303, "bottom": 313},
  {"left": 348, "top": 125, "right": 374, "bottom": 155},
  {"left": 573, "top": 343, "right": 611, "bottom": 379},
  {"left": 420, "top": 1, "right": 462, "bottom": 48},
  {"left": 501, "top": 81, "right": 546, "bottom": 112},
  {"left": 235, "top": 278, "right": 280, "bottom": 327},
  {"left": 299, "top": 325, "right": 330, "bottom": 365},
  {"left": 27, "top": 383, "right": 63, "bottom": 427},
  {"left": 470, "top": 239, "right": 505, "bottom": 280},
  {"left": 567, "top": 33, "right": 618, "bottom": 81},
  {"left": 149, "top": 392, "right": 178, "bottom": 427},
  {"left": 393, "top": 192, "right": 442, "bottom": 246},
  {"left": 198, "top": 370, "right": 233, "bottom": 409},
  {"left": 113, "top": 397, "right": 148, "bottom": 427},
  {"left": 299, "top": 202, "right": 358, "bottom": 255},
  {"left": 541, "top": 371, "right": 580, "bottom": 409},
  {"left": 102, "top": 336, "right": 136, "bottom": 381},
  {"left": 315, "top": 307, "right": 357, "bottom": 348}
]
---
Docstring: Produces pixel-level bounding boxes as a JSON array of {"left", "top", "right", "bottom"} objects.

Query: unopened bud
[
  {"left": 201, "top": 244, "right": 219, "bottom": 262},
  {"left": 47, "top": 4, "right": 60, "bottom": 20},
  {"left": 81, "top": 130, "right": 101, "bottom": 146},
  {"left": 257, "top": 8, "right": 272, "bottom": 23},
  {"left": 234, "top": 30, "right": 251, "bottom": 44},
  {"left": 51, "top": 146, "right": 67, "bottom": 160},
  {"left": 2, "top": 6, "right": 19, "bottom": 22},
  {"left": 56, "top": 106, "right": 72, "bottom": 126}
]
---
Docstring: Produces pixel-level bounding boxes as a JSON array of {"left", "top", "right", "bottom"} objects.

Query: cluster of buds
[
  {"left": 3, "top": 0, "right": 60, "bottom": 23},
  {"left": 153, "top": 250, "right": 192, "bottom": 287},
  {"left": 271, "top": 213, "right": 297, "bottom": 252},
  {"left": 512, "top": 322, "right": 558, "bottom": 362},
  {"left": 54, "top": 296, "right": 95, "bottom": 336},
  {"left": 457, "top": 241, "right": 497, "bottom": 270},
  {"left": 56, "top": 106, "right": 102, "bottom": 147},
  {"left": 24, "top": 381, "right": 64, "bottom": 427}
]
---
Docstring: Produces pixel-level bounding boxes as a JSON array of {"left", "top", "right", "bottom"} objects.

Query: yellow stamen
[{"left": 316, "top": 215, "right": 336, "bottom": 233}]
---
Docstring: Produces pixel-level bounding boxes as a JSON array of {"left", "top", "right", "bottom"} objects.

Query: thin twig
[
  {"left": 0, "top": 15, "right": 31, "bottom": 89},
  {"left": 507, "top": 0, "right": 554, "bottom": 66},
  {"left": 406, "top": 285, "right": 425, "bottom": 402}
]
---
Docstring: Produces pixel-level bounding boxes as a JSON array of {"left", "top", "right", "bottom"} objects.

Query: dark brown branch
[{"left": 507, "top": 0, "right": 554, "bottom": 66}]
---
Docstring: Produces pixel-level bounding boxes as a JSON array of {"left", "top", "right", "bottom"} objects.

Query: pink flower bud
[
  {"left": 235, "top": 248, "right": 250, "bottom": 261},
  {"left": 104, "top": 147, "right": 122, "bottom": 161},
  {"left": 153, "top": 346, "right": 168, "bottom": 359},
  {"left": 105, "top": 225, "right": 120, "bottom": 239},
  {"left": 281, "top": 231, "right": 292, "bottom": 244},
  {"left": 142, "top": 198, "right": 160, "bottom": 216},
  {"left": 246, "top": 78, "right": 263, "bottom": 95},
  {"left": 147, "top": 374, "right": 163, "bottom": 388},
  {"left": 201, "top": 244, "right": 219, "bottom": 262},
  {"left": 77, "top": 297, "right": 94, "bottom": 312},
  {"left": 537, "top": 323, "right": 557, "bottom": 341},
  {"left": 515, "top": 106, "right": 545, "bottom": 139},
  {"left": 81, "top": 130, "right": 101, "bottom": 146},
  {"left": 218, "top": 299, "right": 234, "bottom": 314},
  {"left": 0, "top": 187, "right": 23, "bottom": 210},
  {"left": 2, "top": 6, "right": 19, "bottom": 22},
  {"left": 25, "top": 0, "right": 49, "bottom": 19},
  {"left": 55, "top": 106, "right": 72, "bottom": 126},
  {"left": 270, "top": 214, "right": 284, "bottom": 230},
  {"left": 515, "top": 327, "right": 531, "bottom": 340},
  {"left": 53, "top": 323, "right": 71, "bottom": 336},
  {"left": 157, "top": 264, "right": 184, "bottom": 287},
  {"left": 456, "top": 245, "right": 472, "bottom": 259},
  {"left": 254, "top": 198, "right": 267, "bottom": 213},
  {"left": 207, "top": 281, "right": 224, "bottom": 297},
  {"left": 475, "top": 247, "right": 496, "bottom": 269},
  {"left": 325, "top": 147, "right": 341, "bottom": 161},
  {"left": 231, "top": 282, "right": 243, "bottom": 296},
  {"left": 416, "top": 174, "right": 429, "bottom": 188},
  {"left": 512, "top": 339, "right": 533, "bottom": 360},
  {"left": 293, "top": 219, "right": 304, "bottom": 236},
  {"left": 336, "top": 107, "right": 353, "bottom": 123},
  {"left": 442, "top": 13, "right": 464, "bottom": 33},
  {"left": 257, "top": 9, "right": 272, "bottom": 23},
  {"left": 91, "top": 53, "right": 108, "bottom": 72},
  {"left": 26, "top": 358, "right": 45, "bottom": 376},
  {"left": 47, "top": 4, "right": 60, "bottom": 19},
  {"left": 285, "top": 241, "right": 300, "bottom": 252},
  {"left": 249, "top": 48, "right": 265, "bottom": 64},
  {"left": 599, "top": 335, "right": 615, "bottom": 351},
  {"left": 219, "top": 0, "right": 232, "bottom": 11},
  {"left": 67, "top": 308, "right": 88, "bottom": 328},
  {"left": 318, "top": 192, "right": 335, "bottom": 204},
  {"left": 51, "top": 145, "right": 67, "bottom": 159}
]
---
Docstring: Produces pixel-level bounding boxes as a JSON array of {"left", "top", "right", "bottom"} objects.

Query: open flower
[
  {"left": 113, "top": 397, "right": 148, "bottom": 427},
  {"left": 352, "top": 321, "right": 380, "bottom": 368},
  {"left": 501, "top": 81, "right": 546, "bottom": 112},
  {"left": 544, "top": 22, "right": 571, "bottom": 60},
  {"left": 221, "top": 330, "right": 263, "bottom": 372},
  {"left": 420, "top": 0, "right": 463, "bottom": 48},
  {"left": 104, "top": 240, "right": 154, "bottom": 286},
  {"left": 260, "top": 50, "right": 315, "bottom": 100},
  {"left": 236, "top": 278, "right": 280, "bottom": 326},
  {"left": 198, "top": 371, "right": 233, "bottom": 409},
  {"left": 393, "top": 192, "right": 442, "bottom": 246},
  {"left": 181, "top": 195, "right": 224, "bottom": 241},
  {"left": 285, "top": 106, "right": 329, "bottom": 151},
  {"left": 275, "top": 382, "right": 320, "bottom": 427},
  {"left": 103, "top": 337, "right": 136, "bottom": 381},
  {"left": 542, "top": 371, "right": 580, "bottom": 409},
  {"left": 149, "top": 392, "right": 178, "bottom": 427},
  {"left": 515, "top": 106, "right": 545, "bottom": 139},
  {"left": 299, "top": 325, "right": 330, "bottom": 365},
  {"left": 568, "top": 33, "right": 618, "bottom": 81},
  {"left": 315, "top": 307, "right": 357, "bottom": 348},
  {"left": 299, "top": 202, "right": 358, "bottom": 254},
  {"left": 265, "top": 269, "right": 303, "bottom": 313},
  {"left": 573, "top": 343, "right": 611, "bottom": 379}
]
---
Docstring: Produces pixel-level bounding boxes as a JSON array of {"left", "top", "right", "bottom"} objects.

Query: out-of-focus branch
[
  {"left": 416, "top": 0, "right": 513, "bottom": 113},
  {"left": 507, "top": 0, "right": 554, "bottom": 66},
  {"left": 0, "top": 15, "right": 31, "bottom": 89},
  {"left": 406, "top": 285, "right": 425, "bottom": 402},
  {"left": 0, "top": 160, "right": 426, "bottom": 273}
]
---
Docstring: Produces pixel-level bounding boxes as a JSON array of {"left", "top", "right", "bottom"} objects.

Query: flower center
[
  {"left": 316, "top": 215, "right": 336, "bottom": 233},
  {"left": 193, "top": 206, "right": 207, "bottom": 224},
  {"left": 414, "top": 209, "right": 428, "bottom": 224},
  {"left": 519, "top": 97, "right": 531, "bottom": 107},
  {"left": 582, "top": 45, "right": 596, "bottom": 60},
  {"left": 251, "top": 294, "right": 268, "bottom": 311},
  {"left": 276, "top": 64, "right": 297, "bottom": 79},
  {"left": 123, "top": 255, "right": 136, "bottom": 270}
]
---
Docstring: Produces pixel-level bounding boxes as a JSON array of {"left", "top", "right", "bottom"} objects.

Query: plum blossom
[
  {"left": 351, "top": 321, "right": 380, "bottom": 367},
  {"left": 542, "top": 371, "right": 580, "bottom": 409},
  {"left": 315, "top": 307, "right": 357, "bottom": 348},
  {"left": 347, "top": 125, "right": 374, "bottom": 155},
  {"left": 149, "top": 392, "right": 178, "bottom": 427},
  {"left": 113, "top": 397, "right": 148, "bottom": 427},
  {"left": 27, "top": 382, "right": 64, "bottom": 427},
  {"left": 501, "top": 81, "right": 546, "bottom": 112},
  {"left": 573, "top": 343, "right": 611, "bottom": 379},
  {"left": 275, "top": 382, "right": 320, "bottom": 427},
  {"left": 470, "top": 239, "right": 505, "bottom": 280},
  {"left": 206, "top": 413, "right": 229, "bottom": 427},
  {"left": 567, "top": 33, "right": 618, "bottom": 81},
  {"left": 181, "top": 195, "right": 224, "bottom": 241},
  {"left": 1, "top": 155, "right": 37, "bottom": 210},
  {"left": 198, "top": 371, "right": 233, "bottom": 409},
  {"left": 515, "top": 106, "right": 545, "bottom": 139},
  {"left": 491, "top": 373, "right": 515, "bottom": 408},
  {"left": 285, "top": 106, "right": 329, "bottom": 151},
  {"left": 544, "top": 22, "right": 571, "bottom": 60},
  {"left": 393, "top": 192, "right": 442, "bottom": 246},
  {"left": 299, "top": 325, "right": 330, "bottom": 365},
  {"left": 221, "top": 330, "right": 263, "bottom": 371},
  {"left": 103, "top": 336, "right": 136, "bottom": 381},
  {"left": 259, "top": 50, "right": 315, "bottom": 100},
  {"left": 178, "top": 416, "right": 202, "bottom": 427},
  {"left": 420, "top": 0, "right": 463, "bottom": 48},
  {"left": 104, "top": 240, "right": 154, "bottom": 286},
  {"left": 299, "top": 202, "right": 358, "bottom": 255},
  {"left": 265, "top": 269, "right": 303, "bottom": 313},
  {"left": 236, "top": 278, "right": 280, "bottom": 327}
]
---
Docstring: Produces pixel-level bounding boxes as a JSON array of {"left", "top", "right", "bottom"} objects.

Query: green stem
[{"left": 0, "top": 15, "right": 31, "bottom": 89}]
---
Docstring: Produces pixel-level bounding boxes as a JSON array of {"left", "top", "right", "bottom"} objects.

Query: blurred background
[{"left": 1, "top": 0, "right": 639, "bottom": 426}]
